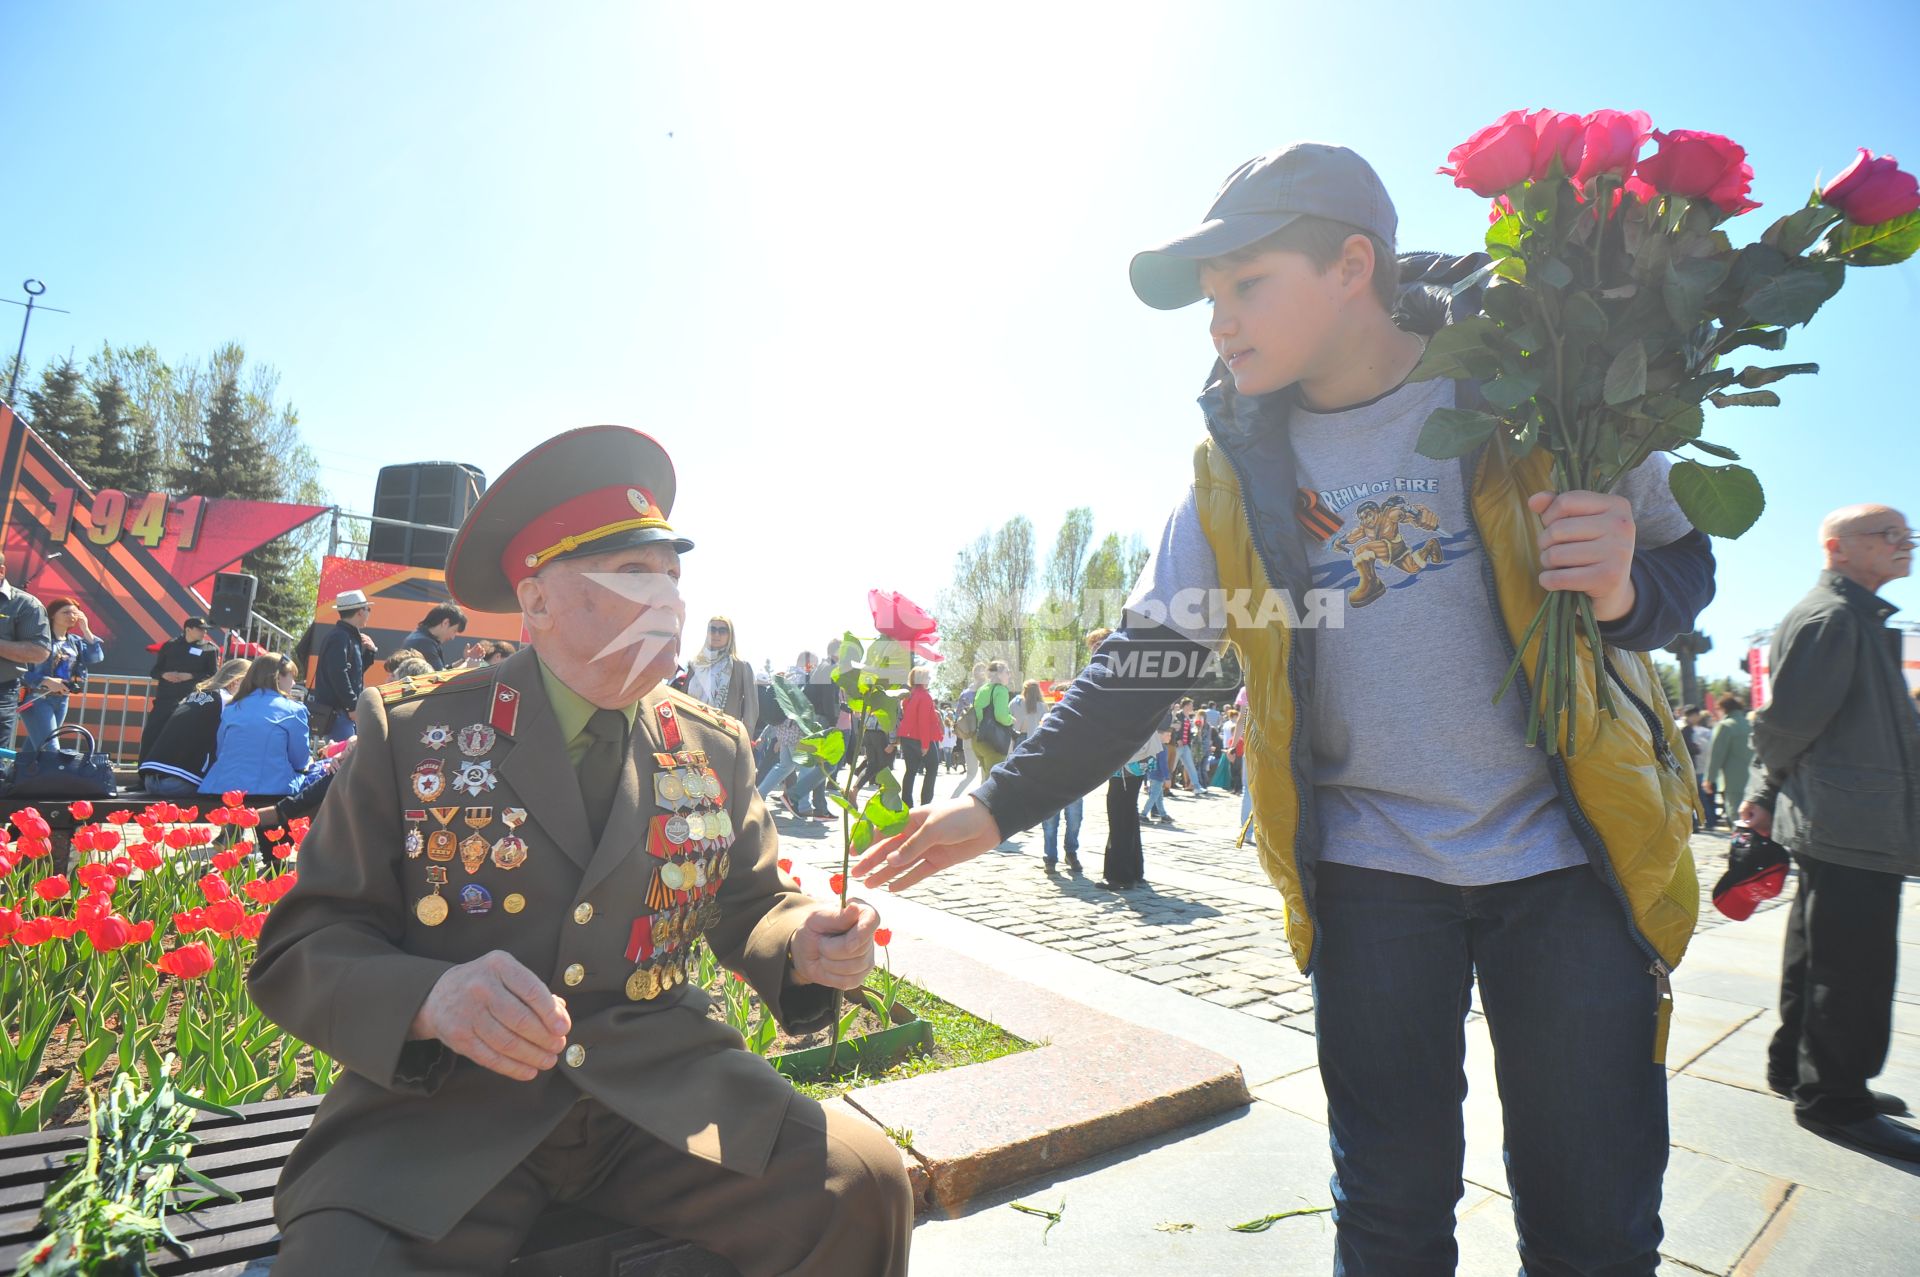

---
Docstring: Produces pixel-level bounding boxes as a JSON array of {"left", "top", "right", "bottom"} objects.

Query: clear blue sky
[{"left": 6, "top": 1, "right": 1916, "bottom": 682}]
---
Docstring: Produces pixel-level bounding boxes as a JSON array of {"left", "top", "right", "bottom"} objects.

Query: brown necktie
[{"left": 578, "top": 708, "right": 628, "bottom": 845}]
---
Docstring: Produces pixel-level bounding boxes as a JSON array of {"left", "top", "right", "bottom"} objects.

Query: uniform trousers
[{"left": 274, "top": 1092, "right": 912, "bottom": 1276}]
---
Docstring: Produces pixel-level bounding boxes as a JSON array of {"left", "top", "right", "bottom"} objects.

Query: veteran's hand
[
  {"left": 854, "top": 797, "right": 1000, "bottom": 892},
  {"left": 1529, "top": 490, "right": 1637, "bottom": 622},
  {"left": 1737, "top": 800, "right": 1773, "bottom": 839},
  {"left": 789, "top": 901, "right": 881, "bottom": 990},
  {"left": 409, "top": 950, "right": 573, "bottom": 1081}
]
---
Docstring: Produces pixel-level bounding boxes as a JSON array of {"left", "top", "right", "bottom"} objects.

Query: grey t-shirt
[{"left": 1125, "top": 379, "right": 1695, "bottom": 886}]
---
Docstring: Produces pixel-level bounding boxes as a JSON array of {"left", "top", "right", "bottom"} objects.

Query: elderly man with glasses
[{"left": 1741, "top": 504, "right": 1920, "bottom": 1163}]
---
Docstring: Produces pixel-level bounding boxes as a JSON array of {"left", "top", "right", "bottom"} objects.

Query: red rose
[
  {"left": 1526, "top": 109, "right": 1586, "bottom": 182},
  {"left": 34, "top": 875, "right": 70, "bottom": 901},
  {"left": 868, "top": 589, "right": 944, "bottom": 661},
  {"left": 222, "top": 790, "right": 246, "bottom": 809},
  {"left": 200, "top": 873, "right": 232, "bottom": 902},
  {"left": 14, "top": 917, "right": 53, "bottom": 946},
  {"left": 1634, "top": 130, "right": 1760, "bottom": 215},
  {"left": 68, "top": 800, "right": 93, "bottom": 821},
  {"left": 211, "top": 849, "right": 241, "bottom": 872},
  {"left": 202, "top": 899, "right": 245, "bottom": 936},
  {"left": 874, "top": 927, "right": 892, "bottom": 947},
  {"left": 1822, "top": 149, "right": 1920, "bottom": 226},
  {"left": 1575, "top": 110, "right": 1653, "bottom": 184},
  {"left": 153, "top": 942, "right": 215, "bottom": 979},
  {"left": 0, "top": 906, "right": 19, "bottom": 941},
  {"left": 1440, "top": 110, "right": 1538, "bottom": 197},
  {"left": 85, "top": 914, "right": 135, "bottom": 953}
]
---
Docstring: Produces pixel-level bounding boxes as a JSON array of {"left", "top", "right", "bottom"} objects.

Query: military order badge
[
  {"left": 412, "top": 759, "right": 447, "bottom": 802},
  {"left": 420, "top": 724, "right": 454, "bottom": 751},
  {"left": 451, "top": 759, "right": 498, "bottom": 797},
  {"left": 457, "top": 723, "right": 498, "bottom": 757}
]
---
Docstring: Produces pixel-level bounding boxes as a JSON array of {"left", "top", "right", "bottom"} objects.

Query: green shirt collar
[{"left": 537, "top": 656, "right": 640, "bottom": 749}]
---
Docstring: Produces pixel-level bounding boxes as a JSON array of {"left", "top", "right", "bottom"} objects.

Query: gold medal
[
  {"left": 660, "top": 861, "right": 684, "bottom": 891},
  {"left": 657, "top": 773, "right": 685, "bottom": 806},
  {"left": 416, "top": 867, "right": 450, "bottom": 926},
  {"left": 427, "top": 830, "right": 457, "bottom": 862},
  {"left": 460, "top": 834, "right": 490, "bottom": 874},
  {"left": 502, "top": 892, "right": 526, "bottom": 914}
]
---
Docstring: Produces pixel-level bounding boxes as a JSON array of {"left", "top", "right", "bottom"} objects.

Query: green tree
[
  {"left": 25, "top": 357, "right": 102, "bottom": 478},
  {"left": 89, "top": 373, "right": 160, "bottom": 493}
]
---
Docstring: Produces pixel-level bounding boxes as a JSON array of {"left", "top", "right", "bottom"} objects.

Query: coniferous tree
[
  {"left": 25, "top": 357, "right": 103, "bottom": 478},
  {"left": 90, "top": 373, "right": 151, "bottom": 493}
]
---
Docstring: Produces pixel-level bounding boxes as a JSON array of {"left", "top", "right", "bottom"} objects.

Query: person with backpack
[
  {"left": 946, "top": 661, "right": 987, "bottom": 795},
  {"left": 968, "top": 661, "right": 1017, "bottom": 773},
  {"left": 857, "top": 142, "right": 1714, "bottom": 1273}
]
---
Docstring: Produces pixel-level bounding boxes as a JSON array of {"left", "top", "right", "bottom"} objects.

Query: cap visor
[
  {"left": 550, "top": 526, "right": 695, "bottom": 563},
  {"left": 1129, "top": 212, "right": 1305, "bottom": 310}
]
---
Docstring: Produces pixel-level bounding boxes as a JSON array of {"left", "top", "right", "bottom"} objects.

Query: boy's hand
[
  {"left": 855, "top": 798, "right": 1001, "bottom": 891},
  {"left": 1528, "top": 490, "right": 1637, "bottom": 621}
]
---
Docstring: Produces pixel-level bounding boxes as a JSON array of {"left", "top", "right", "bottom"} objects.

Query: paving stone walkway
[{"left": 774, "top": 775, "right": 1917, "bottom": 1275}]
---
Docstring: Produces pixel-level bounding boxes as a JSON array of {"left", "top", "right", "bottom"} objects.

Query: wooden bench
[{"left": 0, "top": 1096, "right": 739, "bottom": 1275}]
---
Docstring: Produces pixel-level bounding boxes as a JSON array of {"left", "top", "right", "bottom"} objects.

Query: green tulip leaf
[
  {"left": 1669, "top": 460, "right": 1765, "bottom": 538},
  {"left": 1603, "top": 343, "right": 1647, "bottom": 406},
  {"left": 1415, "top": 407, "right": 1502, "bottom": 460}
]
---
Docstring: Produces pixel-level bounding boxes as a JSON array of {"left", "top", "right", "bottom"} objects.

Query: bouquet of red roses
[{"left": 1418, "top": 109, "right": 1918, "bottom": 753}]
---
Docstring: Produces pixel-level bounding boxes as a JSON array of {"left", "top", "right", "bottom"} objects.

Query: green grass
[{"left": 790, "top": 977, "right": 1032, "bottom": 1101}]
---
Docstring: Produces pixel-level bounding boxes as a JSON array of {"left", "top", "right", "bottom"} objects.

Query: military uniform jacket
[{"left": 249, "top": 646, "right": 834, "bottom": 1239}]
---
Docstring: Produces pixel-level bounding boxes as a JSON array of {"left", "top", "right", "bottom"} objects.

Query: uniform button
[
  {"left": 573, "top": 902, "right": 594, "bottom": 925},
  {"left": 563, "top": 964, "right": 585, "bottom": 987},
  {"left": 565, "top": 1043, "right": 586, "bottom": 1068}
]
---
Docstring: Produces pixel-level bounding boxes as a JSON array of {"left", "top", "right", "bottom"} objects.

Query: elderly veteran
[{"left": 251, "top": 426, "right": 912, "bottom": 1275}]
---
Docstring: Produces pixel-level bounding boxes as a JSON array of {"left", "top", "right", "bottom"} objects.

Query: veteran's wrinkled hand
[
  {"left": 409, "top": 949, "right": 573, "bottom": 1081},
  {"left": 789, "top": 900, "right": 882, "bottom": 990}
]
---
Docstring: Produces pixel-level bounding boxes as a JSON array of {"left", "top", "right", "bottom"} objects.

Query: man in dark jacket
[
  {"left": 1742, "top": 503, "right": 1920, "bottom": 1162},
  {"left": 398, "top": 603, "right": 469, "bottom": 672},
  {"left": 139, "top": 616, "right": 218, "bottom": 765},
  {"left": 315, "top": 590, "right": 372, "bottom": 742}
]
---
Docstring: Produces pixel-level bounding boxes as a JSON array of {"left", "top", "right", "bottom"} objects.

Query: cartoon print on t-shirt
[{"left": 1298, "top": 480, "right": 1478, "bottom": 608}]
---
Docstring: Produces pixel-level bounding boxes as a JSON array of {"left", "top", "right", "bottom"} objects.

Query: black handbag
[
  {"left": 973, "top": 687, "right": 1014, "bottom": 755},
  {"left": 4, "top": 724, "right": 116, "bottom": 800}
]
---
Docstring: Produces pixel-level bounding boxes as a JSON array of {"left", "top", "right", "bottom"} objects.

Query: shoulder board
[
  {"left": 663, "top": 687, "right": 742, "bottom": 735},
  {"left": 378, "top": 665, "right": 491, "bottom": 706}
]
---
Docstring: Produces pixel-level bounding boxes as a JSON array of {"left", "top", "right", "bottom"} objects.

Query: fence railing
[{"left": 13, "top": 675, "right": 158, "bottom": 765}]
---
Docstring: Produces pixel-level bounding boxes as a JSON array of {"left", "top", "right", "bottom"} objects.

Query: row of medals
[
  {"left": 630, "top": 754, "right": 736, "bottom": 1001},
  {"left": 409, "top": 718, "right": 519, "bottom": 927}
]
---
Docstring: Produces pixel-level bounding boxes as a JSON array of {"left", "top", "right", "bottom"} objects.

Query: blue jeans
[
  {"left": 328, "top": 709, "right": 357, "bottom": 743},
  {"left": 790, "top": 765, "right": 828, "bottom": 816},
  {"left": 140, "top": 772, "right": 200, "bottom": 797},
  {"left": 1041, "top": 798, "right": 1082, "bottom": 863},
  {"left": 19, "top": 695, "right": 69, "bottom": 752},
  {"left": 1312, "top": 860, "right": 1666, "bottom": 1276},
  {"left": 1173, "top": 743, "right": 1204, "bottom": 789},
  {"left": 1140, "top": 774, "right": 1167, "bottom": 820},
  {"left": 757, "top": 745, "right": 800, "bottom": 798}
]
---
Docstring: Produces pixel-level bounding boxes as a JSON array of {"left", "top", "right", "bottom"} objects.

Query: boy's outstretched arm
[{"left": 856, "top": 620, "right": 1210, "bottom": 890}]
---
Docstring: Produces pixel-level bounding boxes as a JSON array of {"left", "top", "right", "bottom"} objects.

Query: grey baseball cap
[{"left": 1129, "top": 142, "right": 1398, "bottom": 310}]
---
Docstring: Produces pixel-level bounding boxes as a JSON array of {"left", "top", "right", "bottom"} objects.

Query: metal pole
[{"left": 5, "top": 280, "right": 45, "bottom": 404}]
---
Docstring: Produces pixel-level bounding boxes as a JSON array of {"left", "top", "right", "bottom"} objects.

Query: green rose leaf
[
  {"left": 1708, "top": 390, "right": 1783, "bottom": 409},
  {"left": 1688, "top": 439, "right": 1741, "bottom": 461},
  {"left": 1760, "top": 199, "right": 1842, "bottom": 258},
  {"left": 1415, "top": 407, "right": 1501, "bottom": 459},
  {"left": 1669, "top": 460, "right": 1765, "bottom": 538},
  {"left": 1408, "top": 317, "right": 1501, "bottom": 382},
  {"left": 770, "top": 676, "right": 821, "bottom": 734},
  {"left": 1734, "top": 363, "right": 1818, "bottom": 388},
  {"left": 1662, "top": 256, "right": 1731, "bottom": 332},
  {"left": 1485, "top": 211, "right": 1524, "bottom": 259},
  {"left": 1654, "top": 402, "right": 1705, "bottom": 446},
  {"left": 1717, "top": 327, "right": 1788, "bottom": 355},
  {"left": 849, "top": 820, "right": 876, "bottom": 855},
  {"left": 795, "top": 730, "right": 845, "bottom": 769},
  {"left": 1558, "top": 292, "right": 1607, "bottom": 343},
  {"left": 1535, "top": 256, "right": 1573, "bottom": 290},
  {"left": 827, "top": 792, "right": 857, "bottom": 816},
  {"left": 1740, "top": 259, "right": 1845, "bottom": 327},
  {"left": 1482, "top": 369, "right": 1543, "bottom": 411},
  {"left": 1816, "top": 208, "right": 1920, "bottom": 268},
  {"left": 1603, "top": 342, "right": 1647, "bottom": 406},
  {"left": 862, "top": 771, "right": 912, "bottom": 836}
]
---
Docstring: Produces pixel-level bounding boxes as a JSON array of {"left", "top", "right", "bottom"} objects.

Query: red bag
[{"left": 1711, "top": 825, "right": 1790, "bottom": 921}]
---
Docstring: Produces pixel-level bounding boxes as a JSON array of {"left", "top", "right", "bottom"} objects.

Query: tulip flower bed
[{"left": 0, "top": 796, "right": 333, "bottom": 1136}]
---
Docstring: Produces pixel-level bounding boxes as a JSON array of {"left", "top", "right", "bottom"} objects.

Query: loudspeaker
[
  {"left": 368, "top": 462, "right": 487, "bottom": 569},
  {"left": 208, "top": 572, "right": 257, "bottom": 628}
]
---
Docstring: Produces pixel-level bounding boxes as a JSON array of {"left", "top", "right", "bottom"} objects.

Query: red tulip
[
  {"left": 271, "top": 841, "right": 295, "bottom": 861},
  {"left": 1822, "top": 149, "right": 1920, "bottom": 226},
  {"left": 107, "top": 809, "right": 131, "bottom": 825},
  {"left": 233, "top": 807, "right": 261, "bottom": 828},
  {"left": 14, "top": 917, "right": 53, "bottom": 946},
  {"left": 182, "top": 806, "right": 200, "bottom": 821},
  {"left": 0, "top": 906, "right": 19, "bottom": 941},
  {"left": 84, "top": 915, "right": 135, "bottom": 953},
  {"left": 46, "top": 917, "right": 78, "bottom": 939},
  {"left": 95, "top": 827, "right": 120, "bottom": 851},
  {"left": 243, "top": 878, "right": 274, "bottom": 903},
  {"left": 289, "top": 817, "right": 311, "bottom": 843},
  {"left": 208, "top": 808, "right": 230, "bottom": 827},
  {"left": 238, "top": 911, "right": 268, "bottom": 940},
  {"left": 173, "top": 908, "right": 207, "bottom": 934},
  {"left": 34, "top": 876, "right": 70, "bottom": 902},
  {"left": 153, "top": 942, "right": 215, "bottom": 979},
  {"left": 264, "top": 827, "right": 285, "bottom": 842},
  {"left": 17, "top": 836, "right": 51, "bottom": 861},
  {"left": 71, "top": 827, "right": 96, "bottom": 854},
  {"left": 200, "top": 873, "right": 232, "bottom": 903},
  {"left": 830, "top": 872, "right": 846, "bottom": 895},
  {"left": 68, "top": 800, "right": 93, "bottom": 821},
  {"left": 1634, "top": 130, "right": 1760, "bottom": 215},
  {"left": 202, "top": 899, "right": 246, "bottom": 936},
  {"left": 211, "top": 850, "right": 241, "bottom": 872},
  {"left": 778, "top": 858, "right": 793, "bottom": 874},
  {"left": 12, "top": 809, "right": 50, "bottom": 840},
  {"left": 129, "top": 920, "right": 155, "bottom": 943},
  {"left": 107, "top": 857, "right": 132, "bottom": 878},
  {"left": 76, "top": 864, "right": 114, "bottom": 895},
  {"left": 874, "top": 927, "right": 892, "bottom": 947},
  {"left": 222, "top": 790, "right": 246, "bottom": 809},
  {"left": 130, "top": 845, "right": 162, "bottom": 872}
]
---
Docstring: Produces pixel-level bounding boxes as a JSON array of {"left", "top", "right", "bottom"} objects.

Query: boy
[{"left": 859, "top": 142, "right": 1714, "bottom": 1274}]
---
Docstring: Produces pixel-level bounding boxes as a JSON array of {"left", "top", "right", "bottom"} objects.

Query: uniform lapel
[
  {"left": 493, "top": 651, "right": 596, "bottom": 873},
  {"left": 575, "top": 684, "right": 665, "bottom": 900}
]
